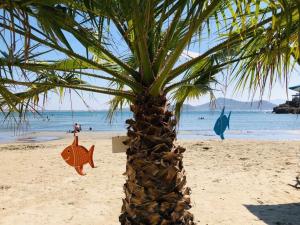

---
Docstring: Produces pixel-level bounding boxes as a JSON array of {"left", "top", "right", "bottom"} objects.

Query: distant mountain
[
  {"left": 181, "top": 98, "right": 276, "bottom": 111},
  {"left": 269, "top": 99, "right": 287, "bottom": 105}
]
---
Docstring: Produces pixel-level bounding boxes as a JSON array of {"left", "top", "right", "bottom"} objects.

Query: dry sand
[{"left": 0, "top": 132, "right": 300, "bottom": 225}]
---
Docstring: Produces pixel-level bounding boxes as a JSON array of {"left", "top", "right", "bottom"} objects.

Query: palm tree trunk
[{"left": 119, "top": 93, "right": 195, "bottom": 225}]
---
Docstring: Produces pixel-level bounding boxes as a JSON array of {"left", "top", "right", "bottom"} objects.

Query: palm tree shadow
[{"left": 244, "top": 203, "right": 300, "bottom": 225}]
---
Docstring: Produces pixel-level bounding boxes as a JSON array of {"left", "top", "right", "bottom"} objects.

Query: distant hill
[
  {"left": 181, "top": 98, "right": 276, "bottom": 111},
  {"left": 269, "top": 99, "right": 286, "bottom": 105}
]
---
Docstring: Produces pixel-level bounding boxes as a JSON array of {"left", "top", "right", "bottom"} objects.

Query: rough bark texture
[{"left": 119, "top": 93, "right": 195, "bottom": 225}]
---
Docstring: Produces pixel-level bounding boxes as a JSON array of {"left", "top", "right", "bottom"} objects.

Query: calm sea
[{"left": 1, "top": 110, "right": 300, "bottom": 142}]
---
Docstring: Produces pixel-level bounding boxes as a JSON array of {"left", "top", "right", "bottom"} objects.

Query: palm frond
[
  {"left": 0, "top": 0, "right": 299, "bottom": 120},
  {"left": 171, "top": 61, "right": 217, "bottom": 120}
]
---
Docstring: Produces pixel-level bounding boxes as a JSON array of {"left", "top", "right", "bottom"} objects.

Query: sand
[{"left": 0, "top": 132, "right": 300, "bottom": 225}]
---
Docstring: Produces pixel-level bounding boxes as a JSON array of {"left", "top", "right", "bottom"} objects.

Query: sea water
[{"left": 1, "top": 110, "right": 300, "bottom": 141}]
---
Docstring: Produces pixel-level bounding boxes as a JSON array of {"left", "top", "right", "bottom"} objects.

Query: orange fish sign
[{"left": 61, "top": 136, "right": 95, "bottom": 175}]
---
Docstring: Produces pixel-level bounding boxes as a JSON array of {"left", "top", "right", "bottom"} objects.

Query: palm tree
[{"left": 0, "top": 1, "right": 299, "bottom": 224}]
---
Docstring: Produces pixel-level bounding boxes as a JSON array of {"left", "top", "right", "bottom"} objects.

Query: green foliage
[{"left": 0, "top": 0, "right": 299, "bottom": 119}]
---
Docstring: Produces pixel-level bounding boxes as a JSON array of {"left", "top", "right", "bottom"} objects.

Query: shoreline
[
  {"left": 1, "top": 129, "right": 300, "bottom": 144},
  {"left": 0, "top": 131, "right": 127, "bottom": 144}
]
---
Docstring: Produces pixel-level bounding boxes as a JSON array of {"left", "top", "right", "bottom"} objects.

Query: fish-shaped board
[
  {"left": 61, "top": 136, "right": 95, "bottom": 175},
  {"left": 214, "top": 107, "right": 231, "bottom": 140}
]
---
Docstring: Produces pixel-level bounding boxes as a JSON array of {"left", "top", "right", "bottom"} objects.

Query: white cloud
[{"left": 181, "top": 50, "right": 201, "bottom": 59}]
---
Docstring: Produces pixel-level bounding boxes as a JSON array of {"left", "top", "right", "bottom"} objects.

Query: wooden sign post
[{"left": 112, "top": 136, "right": 128, "bottom": 153}]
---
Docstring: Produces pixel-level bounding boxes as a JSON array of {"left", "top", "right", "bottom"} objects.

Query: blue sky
[
  {"left": 2, "top": 7, "right": 298, "bottom": 111},
  {"left": 44, "top": 68, "right": 300, "bottom": 110},
  {"left": 43, "top": 28, "right": 300, "bottom": 110},
  {"left": 41, "top": 7, "right": 300, "bottom": 110}
]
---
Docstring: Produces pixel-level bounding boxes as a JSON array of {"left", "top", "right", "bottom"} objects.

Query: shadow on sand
[{"left": 245, "top": 203, "right": 300, "bottom": 225}]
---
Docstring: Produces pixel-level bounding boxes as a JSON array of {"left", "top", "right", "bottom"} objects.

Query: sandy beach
[{"left": 0, "top": 132, "right": 300, "bottom": 225}]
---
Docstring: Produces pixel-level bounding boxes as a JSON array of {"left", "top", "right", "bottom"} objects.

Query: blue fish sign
[{"left": 214, "top": 107, "right": 231, "bottom": 140}]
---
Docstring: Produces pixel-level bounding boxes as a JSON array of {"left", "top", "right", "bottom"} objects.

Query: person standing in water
[{"left": 74, "top": 123, "right": 81, "bottom": 133}]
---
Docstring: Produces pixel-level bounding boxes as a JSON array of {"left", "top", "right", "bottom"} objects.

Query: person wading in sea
[{"left": 73, "top": 123, "right": 81, "bottom": 133}]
